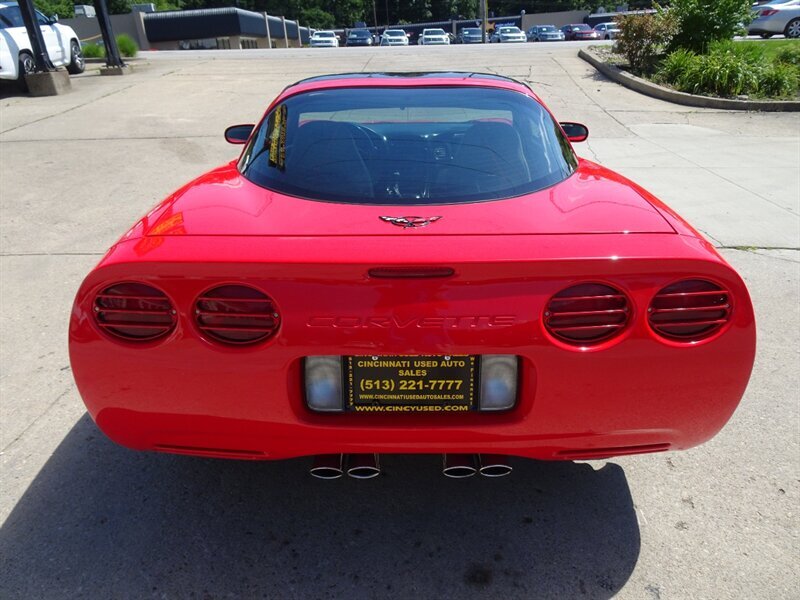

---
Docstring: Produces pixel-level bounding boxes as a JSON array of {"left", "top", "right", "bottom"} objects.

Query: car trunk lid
[{"left": 142, "top": 160, "right": 675, "bottom": 238}]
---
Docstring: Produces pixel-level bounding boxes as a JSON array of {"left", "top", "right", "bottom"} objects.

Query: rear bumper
[{"left": 70, "top": 233, "right": 756, "bottom": 461}]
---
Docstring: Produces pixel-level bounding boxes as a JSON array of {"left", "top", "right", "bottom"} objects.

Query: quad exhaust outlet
[{"left": 310, "top": 453, "right": 512, "bottom": 479}]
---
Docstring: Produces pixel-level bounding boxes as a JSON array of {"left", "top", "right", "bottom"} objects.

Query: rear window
[{"left": 239, "top": 87, "right": 577, "bottom": 205}]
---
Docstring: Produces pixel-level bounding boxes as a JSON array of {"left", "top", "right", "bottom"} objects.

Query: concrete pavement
[{"left": 1, "top": 44, "right": 798, "bottom": 599}]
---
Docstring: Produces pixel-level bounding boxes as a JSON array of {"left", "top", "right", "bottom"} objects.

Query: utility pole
[
  {"left": 17, "top": 0, "right": 52, "bottom": 72},
  {"left": 372, "top": 0, "right": 378, "bottom": 39},
  {"left": 480, "top": 0, "right": 488, "bottom": 43},
  {"left": 93, "top": 0, "right": 125, "bottom": 69}
]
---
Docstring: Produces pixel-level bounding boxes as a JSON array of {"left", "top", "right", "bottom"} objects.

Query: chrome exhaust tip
[
  {"left": 309, "top": 454, "right": 344, "bottom": 479},
  {"left": 346, "top": 453, "right": 381, "bottom": 479},
  {"left": 479, "top": 454, "right": 513, "bottom": 477},
  {"left": 442, "top": 454, "right": 478, "bottom": 478}
]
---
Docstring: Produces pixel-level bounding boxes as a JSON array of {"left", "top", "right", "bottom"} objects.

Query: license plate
[{"left": 346, "top": 355, "right": 477, "bottom": 413}]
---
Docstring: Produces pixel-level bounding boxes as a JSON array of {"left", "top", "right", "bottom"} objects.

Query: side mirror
[
  {"left": 224, "top": 124, "right": 254, "bottom": 145},
  {"left": 50, "top": 14, "right": 59, "bottom": 23},
  {"left": 560, "top": 122, "right": 589, "bottom": 143}
]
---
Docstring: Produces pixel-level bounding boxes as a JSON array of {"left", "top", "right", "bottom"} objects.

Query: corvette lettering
[{"left": 307, "top": 315, "right": 517, "bottom": 328}]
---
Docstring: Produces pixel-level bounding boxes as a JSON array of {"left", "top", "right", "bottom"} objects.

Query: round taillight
[
  {"left": 94, "top": 282, "right": 176, "bottom": 342},
  {"left": 544, "top": 283, "right": 629, "bottom": 345},
  {"left": 195, "top": 285, "right": 279, "bottom": 345},
  {"left": 649, "top": 279, "right": 730, "bottom": 341}
]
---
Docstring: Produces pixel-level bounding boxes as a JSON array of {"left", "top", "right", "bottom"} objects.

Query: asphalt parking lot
[{"left": 1, "top": 43, "right": 798, "bottom": 599}]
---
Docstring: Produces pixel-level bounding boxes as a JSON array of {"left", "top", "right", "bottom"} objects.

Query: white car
[
  {"left": 593, "top": 22, "right": 621, "bottom": 39},
  {"left": 418, "top": 28, "right": 450, "bottom": 45},
  {"left": 309, "top": 30, "right": 339, "bottom": 48},
  {"left": 380, "top": 29, "right": 408, "bottom": 46},
  {"left": 490, "top": 26, "right": 527, "bottom": 43},
  {"left": 0, "top": 1, "right": 84, "bottom": 87}
]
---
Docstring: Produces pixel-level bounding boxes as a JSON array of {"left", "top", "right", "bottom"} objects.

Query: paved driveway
[{"left": 1, "top": 44, "right": 798, "bottom": 599}]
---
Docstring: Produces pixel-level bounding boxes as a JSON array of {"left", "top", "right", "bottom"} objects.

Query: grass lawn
[{"left": 738, "top": 39, "right": 800, "bottom": 60}]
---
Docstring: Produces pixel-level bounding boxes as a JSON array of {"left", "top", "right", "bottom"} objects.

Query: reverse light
[
  {"left": 479, "top": 355, "right": 518, "bottom": 411},
  {"left": 305, "top": 356, "right": 344, "bottom": 412}
]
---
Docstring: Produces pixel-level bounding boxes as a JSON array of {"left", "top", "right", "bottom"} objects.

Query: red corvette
[{"left": 69, "top": 73, "right": 756, "bottom": 479}]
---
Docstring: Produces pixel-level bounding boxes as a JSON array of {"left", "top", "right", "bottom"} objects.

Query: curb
[
  {"left": 579, "top": 48, "right": 800, "bottom": 112},
  {"left": 84, "top": 57, "right": 142, "bottom": 64}
]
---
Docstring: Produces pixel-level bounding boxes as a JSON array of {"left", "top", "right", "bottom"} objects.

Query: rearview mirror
[
  {"left": 560, "top": 122, "right": 589, "bottom": 143},
  {"left": 224, "top": 124, "right": 254, "bottom": 145}
]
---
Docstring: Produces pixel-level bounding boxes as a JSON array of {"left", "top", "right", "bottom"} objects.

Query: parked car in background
[
  {"left": 380, "top": 29, "right": 408, "bottom": 46},
  {"left": 593, "top": 22, "right": 621, "bottom": 39},
  {"left": 526, "top": 25, "right": 565, "bottom": 42},
  {"left": 748, "top": 0, "right": 800, "bottom": 38},
  {"left": 346, "top": 28, "right": 373, "bottom": 46},
  {"left": 310, "top": 30, "right": 339, "bottom": 48},
  {"left": 0, "top": 0, "right": 84, "bottom": 89},
  {"left": 456, "top": 27, "right": 484, "bottom": 43},
  {"left": 490, "top": 25, "right": 526, "bottom": 43},
  {"left": 560, "top": 24, "right": 600, "bottom": 41},
  {"left": 418, "top": 28, "right": 450, "bottom": 45}
]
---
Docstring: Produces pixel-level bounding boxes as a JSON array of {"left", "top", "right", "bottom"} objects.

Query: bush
[
  {"left": 758, "top": 62, "right": 799, "bottom": 98},
  {"left": 81, "top": 43, "right": 104, "bottom": 58},
  {"left": 655, "top": 48, "right": 697, "bottom": 85},
  {"left": 615, "top": 9, "right": 679, "bottom": 74},
  {"left": 775, "top": 44, "right": 800, "bottom": 69},
  {"left": 657, "top": 42, "right": 799, "bottom": 99},
  {"left": 116, "top": 34, "right": 138, "bottom": 58},
  {"left": 79, "top": 35, "right": 137, "bottom": 59},
  {"left": 668, "top": 0, "right": 753, "bottom": 53}
]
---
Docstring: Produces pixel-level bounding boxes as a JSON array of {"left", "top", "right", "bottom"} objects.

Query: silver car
[
  {"left": 526, "top": 25, "right": 565, "bottom": 42},
  {"left": 380, "top": 29, "right": 408, "bottom": 46},
  {"left": 593, "top": 22, "right": 621, "bottom": 39},
  {"left": 490, "top": 26, "right": 526, "bottom": 43},
  {"left": 748, "top": 0, "right": 800, "bottom": 38}
]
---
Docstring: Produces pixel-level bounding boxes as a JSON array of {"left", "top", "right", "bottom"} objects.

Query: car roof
[
  {"left": 276, "top": 72, "right": 537, "bottom": 104},
  {"left": 289, "top": 72, "right": 520, "bottom": 86}
]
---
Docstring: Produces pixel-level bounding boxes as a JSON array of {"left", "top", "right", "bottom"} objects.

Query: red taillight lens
[
  {"left": 761, "top": 9, "right": 778, "bottom": 16},
  {"left": 649, "top": 279, "right": 731, "bottom": 341},
  {"left": 94, "top": 282, "right": 176, "bottom": 342},
  {"left": 544, "top": 283, "right": 629, "bottom": 345},
  {"left": 195, "top": 285, "right": 279, "bottom": 345}
]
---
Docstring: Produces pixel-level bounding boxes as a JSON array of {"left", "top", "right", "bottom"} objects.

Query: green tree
[
  {"left": 34, "top": 0, "right": 75, "bottom": 18},
  {"left": 300, "top": 6, "right": 334, "bottom": 28},
  {"left": 668, "top": 0, "right": 753, "bottom": 52}
]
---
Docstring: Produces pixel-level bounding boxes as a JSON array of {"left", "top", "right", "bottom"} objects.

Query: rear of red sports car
[{"left": 69, "top": 73, "right": 755, "bottom": 476}]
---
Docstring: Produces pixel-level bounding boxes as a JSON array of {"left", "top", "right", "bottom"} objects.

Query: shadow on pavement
[
  {"left": 0, "top": 80, "right": 27, "bottom": 99},
  {"left": 0, "top": 415, "right": 640, "bottom": 599}
]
